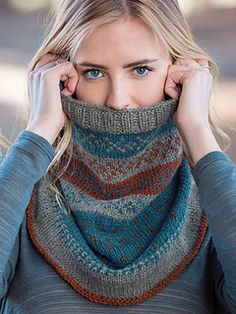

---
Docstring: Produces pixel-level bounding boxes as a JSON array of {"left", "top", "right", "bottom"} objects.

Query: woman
[{"left": 0, "top": 0, "right": 236, "bottom": 313}]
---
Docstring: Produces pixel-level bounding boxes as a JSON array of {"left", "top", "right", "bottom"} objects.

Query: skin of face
[{"left": 74, "top": 15, "right": 173, "bottom": 109}]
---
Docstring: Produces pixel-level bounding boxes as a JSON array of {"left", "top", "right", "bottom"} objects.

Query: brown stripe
[{"left": 61, "top": 154, "right": 183, "bottom": 199}]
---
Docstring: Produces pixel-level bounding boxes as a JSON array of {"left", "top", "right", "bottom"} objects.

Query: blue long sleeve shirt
[{"left": 0, "top": 130, "right": 236, "bottom": 313}]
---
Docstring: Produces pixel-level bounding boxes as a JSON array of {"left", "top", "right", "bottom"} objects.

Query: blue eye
[
  {"left": 84, "top": 69, "right": 103, "bottom": 79},
  {"left": 133, "top": 66, "right": 152, "bottom": 76},
  {"left": 83, "top": 65, "right": 153, "bottom": 80}
]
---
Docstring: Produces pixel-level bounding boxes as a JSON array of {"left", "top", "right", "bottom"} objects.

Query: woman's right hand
[{"left": 26, "top": 53, "right": 79, "bottom": 145}]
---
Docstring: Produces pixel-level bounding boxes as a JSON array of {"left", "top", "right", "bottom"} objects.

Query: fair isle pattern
[
  {"left": 67, "top": 122, "right": 182, "bottom": 184},
  {"left": 26, "top": 95, "right": 208, "bottom": 306}
]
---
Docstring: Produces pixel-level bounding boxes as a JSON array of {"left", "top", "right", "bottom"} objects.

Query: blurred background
[{"left": 0, "top": 0, "right": 236, "bottom": 161}]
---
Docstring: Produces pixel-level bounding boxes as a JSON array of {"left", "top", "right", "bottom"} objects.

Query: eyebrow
[{"left": 75, "top": 59, "right": 159, "bottom": 70}]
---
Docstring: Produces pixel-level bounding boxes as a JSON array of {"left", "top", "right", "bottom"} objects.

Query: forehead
[{"left": 74, "top": 16, "right": 168, "bottom": 62}]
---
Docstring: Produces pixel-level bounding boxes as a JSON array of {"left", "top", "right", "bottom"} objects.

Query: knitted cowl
[{"left": 26, "top": 94, "right": 208, "bottom": 306}]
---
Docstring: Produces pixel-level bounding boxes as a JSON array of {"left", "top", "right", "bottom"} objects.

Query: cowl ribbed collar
[{"left": 61, "top": 94, "right": 178, "bottom": 134}]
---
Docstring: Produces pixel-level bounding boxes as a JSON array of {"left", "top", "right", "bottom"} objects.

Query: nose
[{"left": 105, "top": 79, "right": 131, "bottom": 110}]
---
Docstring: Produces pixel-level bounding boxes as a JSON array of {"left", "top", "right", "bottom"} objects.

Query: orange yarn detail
[{"left": 62, "top": 156, "right": 182, "bottom": 200}]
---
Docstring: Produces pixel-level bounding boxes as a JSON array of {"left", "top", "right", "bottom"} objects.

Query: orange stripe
[{"left": 61, "top": 155, "right": 183, "bottom": 199}]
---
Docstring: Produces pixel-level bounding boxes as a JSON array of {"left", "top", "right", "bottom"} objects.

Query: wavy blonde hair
[{"left": 0, "top": 0, "right": 230, "bottom": 210}]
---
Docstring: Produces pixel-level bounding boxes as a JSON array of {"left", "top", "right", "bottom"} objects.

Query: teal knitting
[{"left": 26, "top": 94, "right": 208, "bottom": 306}]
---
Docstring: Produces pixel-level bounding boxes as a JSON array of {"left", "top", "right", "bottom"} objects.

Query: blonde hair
[{"left": 0, "top": 0, "right": 230, "bottom": 210}]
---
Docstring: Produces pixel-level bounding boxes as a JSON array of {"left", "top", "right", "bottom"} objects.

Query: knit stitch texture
[{"left": 26, "top": 94, "right": 208, "bottom": 306}]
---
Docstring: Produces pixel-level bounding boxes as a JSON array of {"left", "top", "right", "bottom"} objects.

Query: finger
[
  {"left": 168, "top": 61, "right": 210, "bottom": 73},
  {"left": 174, "top": 58, "right": 201, "bottom": 69},
  {"left": 165, "top": 68, "right": 185, "bottom": 99},
  {"left": 34, "top": 58, "right": 66, "bottom": 72},
  {"left": 195, "top": 58, "right": 209, "bottom": 67},
  {"left": 174, "top": 58, "right": 210, "bottom": 74},
  {"left": 165, "top": 66, "right": 212, "bottom": 99},
  {"left": 195, "top": 59, "right": 210, "bottom": 72},
  {"left": 31, "top": 59, "right": 69, "bottom": 89},
  {"left": 34, "top": 59, "right": 79, "bottom": 95},
  {"left": 60, "top": 62, "right": 79, "bottom": 93},
  {"left": 48, "top": 62, "right": 79, "bottom": 94},
  {"left": 34, "top": 53, "right": 59, "bottom": 70},
  {"left": 165, "top": 67, "right": 199, "bottom": 99}
]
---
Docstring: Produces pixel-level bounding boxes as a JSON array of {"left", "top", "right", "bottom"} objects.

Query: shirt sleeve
[
  {"left": 0, "top": 130, "right": 56, "bottom": 300},
  {"left": 192, "top": 151, "right": 236, "bottom": 312}
]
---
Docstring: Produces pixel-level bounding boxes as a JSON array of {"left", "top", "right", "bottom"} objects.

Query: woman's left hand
[
  {"left": 165, "top": 58, "right": 212, "bottom": 132},
  {"left": 164, "top": 58, "right": 221, "bottom": 166}
]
